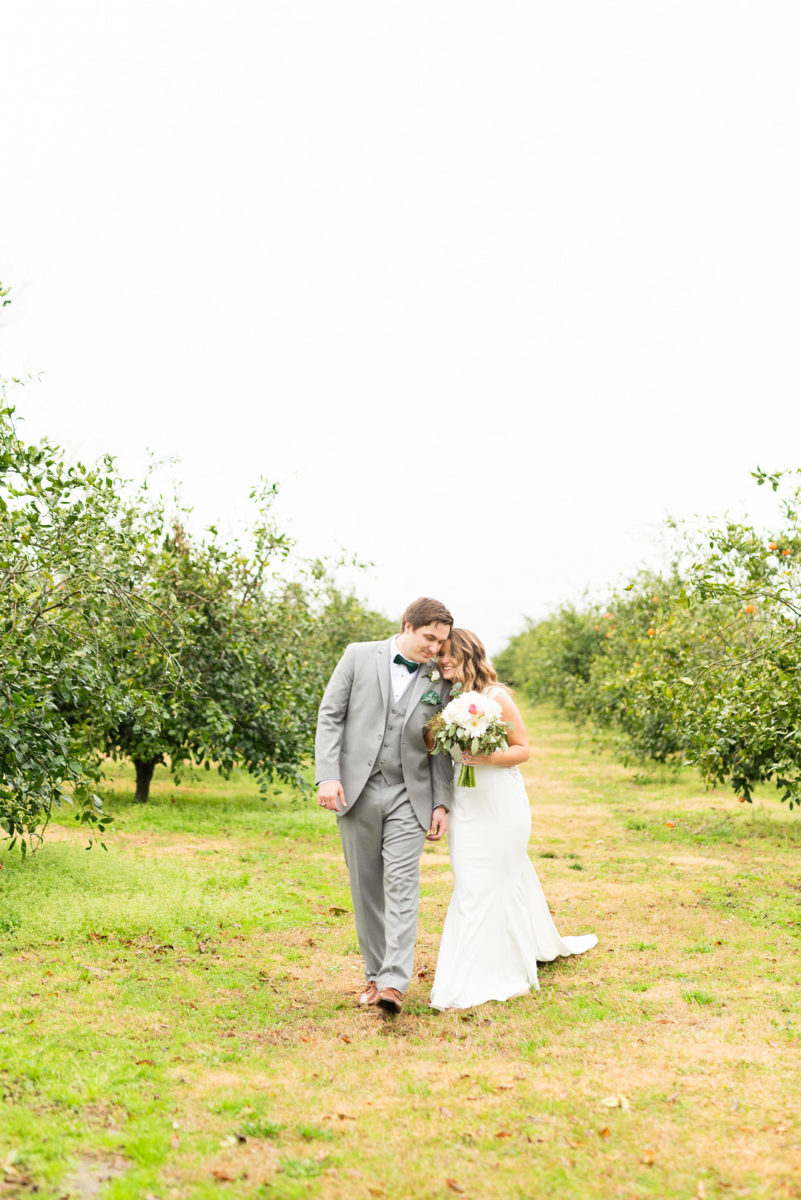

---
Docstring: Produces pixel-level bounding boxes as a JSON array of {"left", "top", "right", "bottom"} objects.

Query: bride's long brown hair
[{"left": 446, "top": 628, "right": 506, "bottom": 694}]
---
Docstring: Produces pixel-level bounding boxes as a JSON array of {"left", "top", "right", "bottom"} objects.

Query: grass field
[{"left": 2, "top": 703, "right": 800, "bottom": 1199}]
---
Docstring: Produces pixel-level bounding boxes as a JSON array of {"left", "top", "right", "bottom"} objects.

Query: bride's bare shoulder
[{"left": 485, "top": 683, "right": 513, "bottom": 697}]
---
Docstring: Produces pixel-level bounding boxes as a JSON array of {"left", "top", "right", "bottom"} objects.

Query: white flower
[
  {"left": 464, "top": 712, "right": 490, "bottom": 736},
  {"left": 428, "top": 668, "right": 441, "bottom": 682},
  {"left": 440, "top": 690, "right": 502, "bottom": 736}
]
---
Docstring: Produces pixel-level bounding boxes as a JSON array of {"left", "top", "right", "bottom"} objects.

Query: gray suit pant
[{"left": 337, "top": 774, "right": 428, "bottom": 992}]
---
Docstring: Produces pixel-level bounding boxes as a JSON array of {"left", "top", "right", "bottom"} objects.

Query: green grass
[{"left": 2, "top": 704, "right": 801, "bottom": 1198}]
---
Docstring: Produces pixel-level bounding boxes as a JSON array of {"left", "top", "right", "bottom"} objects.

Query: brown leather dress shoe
[
  {"left": 376, "top": 986, "right": 403, "bottom": 1014},
  {"left": 358, "top": 981, "right": 379, "bottom": 1006}
]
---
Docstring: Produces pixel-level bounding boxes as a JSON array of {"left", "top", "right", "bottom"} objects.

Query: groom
[{"left": 315, "top": 596, "right": 454, "bottom": 1013}]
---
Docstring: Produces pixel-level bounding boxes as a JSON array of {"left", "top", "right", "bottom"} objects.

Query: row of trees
[
  {"left": 496, "top": 470, "right": 801, "bottom": 810},
  {"left": 0, "top": 401, "right": 391, "bottom": 851}
]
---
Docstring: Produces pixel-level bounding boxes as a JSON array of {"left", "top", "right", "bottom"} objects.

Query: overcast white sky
[{"left": 2, "top": 2, "right": 800, "bottom": 651}]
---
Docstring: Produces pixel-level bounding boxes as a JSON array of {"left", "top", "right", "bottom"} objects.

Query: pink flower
[{"left": 468, "top": 703, "right": 478, "bottom": 714}]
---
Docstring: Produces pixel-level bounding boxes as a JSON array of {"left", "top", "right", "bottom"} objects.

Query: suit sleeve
[
  {"left": 314, "top": 645, "right": 356, "bottom": 785},
  {"left": 430, "top": 679, "right": 454, "bottom": 811},
  {"left": 431, "top": 747, "right": 453, "bottom": 812}
]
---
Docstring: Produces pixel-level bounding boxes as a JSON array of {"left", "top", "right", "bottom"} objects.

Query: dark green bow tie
[{"left": 393, "top": 653, "right": 419, "bottom": 674}]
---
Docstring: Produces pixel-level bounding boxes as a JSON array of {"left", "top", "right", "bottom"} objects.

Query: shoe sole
[{"left": 377, "top": 997, "right": 402, "bottom": 1014}]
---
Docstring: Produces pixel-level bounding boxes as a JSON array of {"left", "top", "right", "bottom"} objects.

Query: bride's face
[{"left": 438, "top": 641, "right": 459, "bottom": 680}]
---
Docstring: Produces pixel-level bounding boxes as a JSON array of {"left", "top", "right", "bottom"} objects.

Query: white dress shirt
[{"left": 390, "top": 636, "right": 421, "bottom": 703}]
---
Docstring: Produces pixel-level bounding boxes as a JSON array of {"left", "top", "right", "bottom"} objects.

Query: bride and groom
[{"left": 315, "top": 596, "right": 596, "bottom": 1014}]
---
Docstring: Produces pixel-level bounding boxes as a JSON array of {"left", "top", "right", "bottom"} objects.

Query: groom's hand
[
  {"left": 318, "top": 780, "right": 346, "bottom": 812},
  {"left": 427, "top": 805, "right": 447, "bottom": 841}
]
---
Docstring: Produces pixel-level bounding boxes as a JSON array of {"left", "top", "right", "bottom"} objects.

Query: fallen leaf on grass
[
  {"left": 600, "top": 1094, "right": 631, "bottom": 1111},
  {"left": 329, "top": 906, "right": 348, "bottom": 915},
  {"left": 598, "top": 1127, "right": 611, "bottom": 1138},
  {"left": 340, "top": 1035, "right": 352, "bottom": 1044},
  {"left": 495, "top": 1130, "right": 511, "bottom": 1139},
  {"left": 211, "top": 1168, "right": 237, "bottom": 1182},
  {"left": 446, "top": 1181, "right": 465, "bottom": 1194},
  {"left": 641, "top": 1149, "right": 656, "bottom": 1165},
  {"left": 2, "top": 1150, "right": 34, "bottom": 1187},
  {"left": 135, "top": 1059, "right": 155, "bottom": 1066}
]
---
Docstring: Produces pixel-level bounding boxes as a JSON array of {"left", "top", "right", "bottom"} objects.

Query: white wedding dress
[{"left": 430, "top": 691, "right": 597, "bottom": 1011}]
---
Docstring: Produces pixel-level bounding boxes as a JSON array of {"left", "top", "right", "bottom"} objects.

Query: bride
[{"left": 428, "top": 628, "right": 597, "bottom": 1011}]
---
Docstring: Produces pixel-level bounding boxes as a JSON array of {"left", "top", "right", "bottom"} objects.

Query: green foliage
[
  {"left": 496, "top": 604, "right": 605, "bottom": 708},
  {"left": 101, "top": 496, "right": 394, "bottom": 801},
  {"left": 100, "top": 482, "right": 318, "bottom": 799},
  {"left": 499, "top": 471, "right": 801, "bottom": 809},
  {"left": 0, "top": 402, "right": 150, "bottom": 847},
  {"left": 0, "top": 393, "right": 392, "bottom": 833},
  {"left": 310, "top": 585, "right": 395, "bottom": 664}
]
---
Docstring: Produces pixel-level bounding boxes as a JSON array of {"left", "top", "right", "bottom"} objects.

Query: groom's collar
[{"left": 390, "top": 636, "right": 435, "bottom": 668}]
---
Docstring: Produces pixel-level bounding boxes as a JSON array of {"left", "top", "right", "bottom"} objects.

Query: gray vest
[{"left": 372, "top": 676, "right": 416, "bottom": 785}]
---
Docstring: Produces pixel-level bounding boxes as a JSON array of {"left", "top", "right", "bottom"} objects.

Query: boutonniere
[
  {"left": 427, "top": 667, "right": 441, "bottom": 682},
  {"left": 420, "top": 690, "right": 442, "bottom": 706}
]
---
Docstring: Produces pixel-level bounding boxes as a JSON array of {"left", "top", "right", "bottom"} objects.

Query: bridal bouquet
[{"left": 427, "top": 690, "right": 511, "bottom": 787}]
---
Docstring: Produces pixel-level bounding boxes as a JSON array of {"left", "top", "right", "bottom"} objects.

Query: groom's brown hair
[{"left": 400, "top": 597, "right": 453, "bottom": 631}]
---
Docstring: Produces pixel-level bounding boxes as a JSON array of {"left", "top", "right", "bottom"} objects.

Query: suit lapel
[
  {"left": 402, "top": 657, "right": 433, "bottom": 726},
  {"left": 375, "top": 639, "right": 390, "bottom": 710}
]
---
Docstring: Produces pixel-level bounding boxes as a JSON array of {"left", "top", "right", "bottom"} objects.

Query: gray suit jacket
[{"left": 314, "top": 638, "right": 453, "bottom": 828}]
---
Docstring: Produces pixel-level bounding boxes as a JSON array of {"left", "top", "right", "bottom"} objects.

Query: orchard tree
[
  {"left": 102, "top": 488, "right": 393, "bottom": 802},
  {"left": 498, "top": 470, "right": 801, "bottom": 809},
  {"left": 675, "top": 469, "right": 801, "bottom": 806},
  {"left": 310, "top": 585, "right": 395, "bottom": 666},
  {"left": 0, "top": 402, "right": 163, "bottom": 848}
]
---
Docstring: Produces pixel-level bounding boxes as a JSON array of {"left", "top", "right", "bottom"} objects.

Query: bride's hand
[{"left": 461, "top": 751, "right": 491, "bottom": 766}]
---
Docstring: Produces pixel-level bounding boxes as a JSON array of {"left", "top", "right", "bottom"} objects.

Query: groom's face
[{"left": 398, "top": 621, "right": 451, "bottom": 663}]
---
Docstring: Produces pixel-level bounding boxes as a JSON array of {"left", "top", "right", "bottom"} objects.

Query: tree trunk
[{"left": 133, "top": 758, "right": 159, "bottom": 803}]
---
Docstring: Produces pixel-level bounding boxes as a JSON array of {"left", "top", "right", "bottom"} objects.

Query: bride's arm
[{"left": 462, "top": 688, "right": 530, "bottom": 768}]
